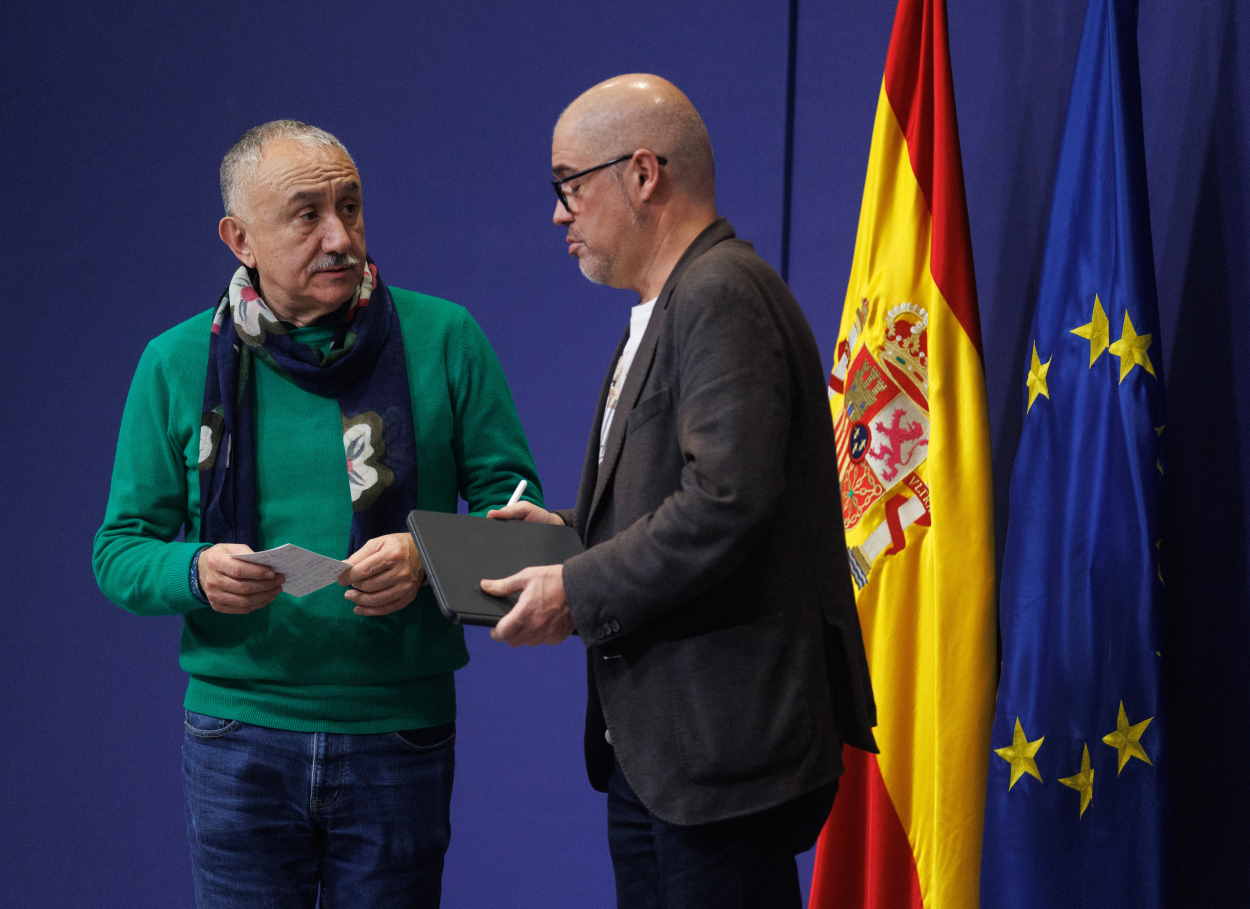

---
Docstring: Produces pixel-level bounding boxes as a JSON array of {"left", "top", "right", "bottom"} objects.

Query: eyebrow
[{"left": 287, "top": 181, "right": 362, "bottom": 205}]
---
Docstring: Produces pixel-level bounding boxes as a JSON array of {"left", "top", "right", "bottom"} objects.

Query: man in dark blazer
[{"left": 481, "top": 74, "right": 876, "bottom": 909}]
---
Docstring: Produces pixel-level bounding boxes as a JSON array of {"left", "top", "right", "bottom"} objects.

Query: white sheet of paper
[{"left": 233, "top": 544, "right": 352, "bottom": 598}]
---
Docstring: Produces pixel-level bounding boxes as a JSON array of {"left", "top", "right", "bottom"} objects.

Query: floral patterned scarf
[{"left": 197, "top": 260, "right": 417, "bottom": 554}]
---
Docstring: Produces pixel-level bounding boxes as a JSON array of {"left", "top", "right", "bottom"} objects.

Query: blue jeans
[
  {"left": 607, "top": 759, "right": 836, "bottom": 909},
  {"left": 182, "top": 711, "right": 454, "bottom": 909}
]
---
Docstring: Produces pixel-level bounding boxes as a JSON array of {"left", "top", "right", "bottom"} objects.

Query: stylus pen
[{"left": 505, "top": 479, "right": 527, "bottom": 508}]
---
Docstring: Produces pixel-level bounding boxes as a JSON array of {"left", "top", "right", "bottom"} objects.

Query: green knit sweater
[{"left": 93, "top": 287, "right": 542, "bottom": 732}]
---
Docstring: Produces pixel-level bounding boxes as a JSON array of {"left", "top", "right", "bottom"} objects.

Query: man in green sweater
[{"left": 93, "top": 120, "right": 541, "bottom": 908}]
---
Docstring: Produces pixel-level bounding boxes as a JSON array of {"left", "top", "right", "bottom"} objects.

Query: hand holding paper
[
  {"left": 232, "top": 544, "right": 349, "bottom": 599},
  {"left": 339, "top": 532, "right": 426, "bottom": 616},
  {"left": 199, "top": 543, "right": 286, "bottom": 613}
]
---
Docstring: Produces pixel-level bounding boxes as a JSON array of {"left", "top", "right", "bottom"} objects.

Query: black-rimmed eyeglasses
[{"left": 551, "top": 153, "right": 667, "bottom": 213}]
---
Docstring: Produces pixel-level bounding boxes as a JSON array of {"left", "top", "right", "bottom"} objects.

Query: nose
[
  {"left": 321, "top": 213, "right": 352, "bottom": 252},
  {"left": 553, "top": 197, "right": 573, "bottom": 226}
]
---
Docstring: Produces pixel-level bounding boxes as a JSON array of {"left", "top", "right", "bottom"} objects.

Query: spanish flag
[{"left": 809, "top": 0, "right": 995, "bottom": 907}]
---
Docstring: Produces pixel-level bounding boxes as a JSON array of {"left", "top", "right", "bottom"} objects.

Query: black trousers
[{"left": 606, "top": 758, "right": 837, "bottom": 909}]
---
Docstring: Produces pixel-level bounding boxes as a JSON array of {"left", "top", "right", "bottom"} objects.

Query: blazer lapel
[
  {"left": 587, "top": 300, "right": 666, "bottom": 522},
  {"left": 583, "top": 218, "right": 737, "bottom": 531},
  {"left": 573, "top": 330, "right": 627, "bottom": 533}
]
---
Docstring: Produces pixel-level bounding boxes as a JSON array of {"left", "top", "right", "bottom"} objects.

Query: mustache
[{"left": 310, "top": 253, "right": 362, "bottom": 273}]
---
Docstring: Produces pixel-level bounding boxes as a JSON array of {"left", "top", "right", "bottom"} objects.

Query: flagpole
[{"left": 780, "top": 0, "right": 799, "bottom": 281}]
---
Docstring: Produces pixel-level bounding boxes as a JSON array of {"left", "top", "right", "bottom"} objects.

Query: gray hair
[{"left": 219, "top": 119, "right": 355, "bottom": 216}]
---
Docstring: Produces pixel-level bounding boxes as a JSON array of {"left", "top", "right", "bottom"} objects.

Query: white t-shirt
[{"left": 599, "top": 297, "right": 658, "bottom": 463}]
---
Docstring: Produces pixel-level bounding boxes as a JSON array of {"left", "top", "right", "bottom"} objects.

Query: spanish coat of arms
[{"left": 829, "top": 299, "right": 933, "bottom": 587}]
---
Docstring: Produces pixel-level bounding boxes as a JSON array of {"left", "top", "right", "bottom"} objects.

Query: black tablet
[{"left": 406, "top": 509, "right": 584, "bottom": 626}]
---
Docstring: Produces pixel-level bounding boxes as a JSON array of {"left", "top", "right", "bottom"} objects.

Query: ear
[
  {"left": 218, "top": 216, "right": 257, "bottom": 268},
  {"left": 632, "top": 150, "right": 664, "bottom": 203}
]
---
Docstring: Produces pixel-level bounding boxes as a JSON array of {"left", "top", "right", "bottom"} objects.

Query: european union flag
[{"left": 981, "top": 0, "right": 1164, "bottom": 906}]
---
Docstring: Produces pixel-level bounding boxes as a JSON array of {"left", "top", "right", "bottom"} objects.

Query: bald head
[{"left": 556, "top": 74, "right": 715, "bottom": 203}]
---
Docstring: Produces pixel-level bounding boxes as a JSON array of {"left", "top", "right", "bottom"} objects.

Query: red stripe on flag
[
  {"left": 808, "top": 747, "right": 923, "bottom": 909},
  {"left": 881, "top": 0, "right": 981, "bottom": 354}
]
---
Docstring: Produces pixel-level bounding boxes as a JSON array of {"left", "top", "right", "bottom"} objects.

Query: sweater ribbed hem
[{"left": 183, "top": 672, "right": 456, "bottom": 733}]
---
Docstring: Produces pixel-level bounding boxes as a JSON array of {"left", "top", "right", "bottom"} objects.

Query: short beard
[
  {"left": 578, "top": 250, "right": 615, "bottom": 285},
  {"left": 578, "top": 180, "right": 645, "bottom": 287}
]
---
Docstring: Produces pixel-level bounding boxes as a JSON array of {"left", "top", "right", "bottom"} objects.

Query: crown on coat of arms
[{"left": 881, "top": 302, "right": 929, "bottom": 396}]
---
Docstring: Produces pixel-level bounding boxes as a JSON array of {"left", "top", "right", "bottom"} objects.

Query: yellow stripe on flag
[{"left": 828, "top": 81, "right": 996, "bottom": 908}]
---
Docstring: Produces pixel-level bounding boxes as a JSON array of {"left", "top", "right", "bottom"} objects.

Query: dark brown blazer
[{"left": 561, "top": 219, "right": 876, "bottom": 826}]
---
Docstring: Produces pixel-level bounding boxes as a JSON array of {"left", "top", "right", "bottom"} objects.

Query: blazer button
[{"left": 604, "top": 728, "right": 614, "bottom": 746}]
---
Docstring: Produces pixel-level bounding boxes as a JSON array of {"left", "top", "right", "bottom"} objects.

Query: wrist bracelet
[{"left": 189, "top": 545, "right": 212, "bottom": 604}]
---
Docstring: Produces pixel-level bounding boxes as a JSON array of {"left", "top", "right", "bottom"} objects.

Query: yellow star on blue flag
[
  {"left": 1108, "top": 311, "right": 1156, "bottom": 382},
  {"left": 1025, "top": 342, "right": 1052, "bottom": 413},
  {"left": 1070, "top": 294, "right": 1110, "bottom": 366}
]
